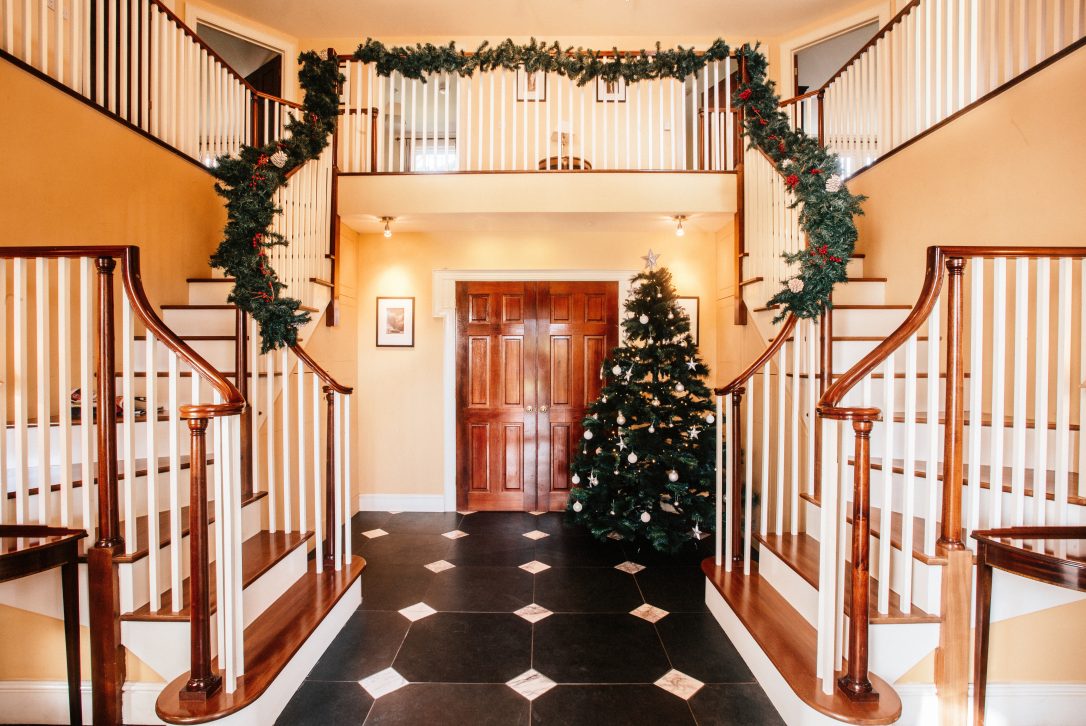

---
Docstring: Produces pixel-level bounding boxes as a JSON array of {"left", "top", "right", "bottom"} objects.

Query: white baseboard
[
  {"left": 357, "top": 493, "right": 447, "bottom": 512},
  {"left": 896, "top": 682, "right": 1086, "bottom": 726},
  {"left": 0, "top": 680, "right": 165, "bottom": 725}
]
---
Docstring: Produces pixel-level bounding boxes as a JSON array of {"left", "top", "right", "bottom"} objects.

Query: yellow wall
[
  {"left": 348, "top": 227, "right": 720, "bottom": 500},
  {"left": 0, "top": 59, "right": 225, "bottom": 310}
]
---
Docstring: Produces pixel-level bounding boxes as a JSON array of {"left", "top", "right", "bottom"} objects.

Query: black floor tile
[
  {"left": 624, "top": 538, "right": 717, "bottom": 568},
  {"left": 532, "top": 685, "right": 696, "bottom": 726},
  {"left": 359, "top": 563, "right": 435, "bottom": 611},
  {"left": 393, "top": 612, "right": 532, "bottom": 683},
  {"left": 275, "top": 680, "right": 373, "bottom": 725},
  {"left": 635, "top": 567, "right": 710, "bottom": 612},
  {"left": 688, "top": 683, "right": 785, "bottom": 725},
  {"left": 445, "top": 533, "right": 538, "bottom": 566},
  {"left": 534, "top": 567, "right": 645, "bottom": 613},
  {"left": 457, "top": 510, "right": 540, "bottom": 535},
  {"left": 364, "top": 683, "right": 530, "bottom": 726},
  {"left": 532, "top": 614, "right": 671, "bottom": 683},
  {"left": 532, "top": 511, "right": 592, "bottom": 538},
  {"left": 308, "top": 610, "right": 411, "bottom": 682},
  {"left": 532, "top": 535, "right": 630, "bottom": 567},
  {"left": 382, "top": 511, "right": 464, "bottom": 534},
  {"left": 356, "top": 532, "right": 452, "bottom": 566},
  {"left": 655, "top": 613, "right": 753, "bottom": 684},
  {"left": 423, "top": 565, "right": 534, "bottom": 612}
]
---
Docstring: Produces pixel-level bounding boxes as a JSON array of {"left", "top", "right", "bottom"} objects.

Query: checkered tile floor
[{"left": 276, "top": 511, "right": 783, "bottom": 725}]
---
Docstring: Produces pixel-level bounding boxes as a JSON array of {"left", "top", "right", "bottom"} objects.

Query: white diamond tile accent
[
  {"left": 614, "top": 561, "right": 645, "bottom": 574},
  {"left": 362, "top": 529, "right": 389, "bottom": 539},
  {"left": 506, "top": 669, "right": 557, "bottom": 701},
  {"left": 654, "top": 669, "right": 704, "bottom": 700},
  {"left": 359, "top": 667, "right": 409, "bottom": 699},
  {"left": 442, "top": 529, "right": 469, "bottom": 539},
  {"left": 528, "top": 511, "right": 546, "bottom": 516},
  {"left": 387, "top": 511, "right": 403, "bottom": 515},
  {"left": 456, "top": 510, "right": 476, "bottom": 516},
  {"left": 630, "top": 604, "right": 669, "bottom": 623},
  {"left": 522, "top": 530, "right": 549, "bottom": 540},
  {"left": 425, "top": 560, "right": 456, "bottom": 573},
  {"left": 398, "top": 602, "right": 437, "bottom": 622},
  {"left": 514, "top": 604, "right": 553, "bottom": 623},
  {"left": 519, "top": 560, "right": 551, "bottom": 574}
]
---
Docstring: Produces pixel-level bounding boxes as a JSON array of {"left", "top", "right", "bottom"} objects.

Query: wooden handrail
[
  {"left": 291, "top": 344, "right": 353, "bottom": 394},
  {"left": 252, "top": 89, "right": 303, "bottom": 110},
  {"left": 714, "top": 314, "right": 798, "bottom": 396},
  {"left": 779, "top": 88, "right": 821, "bottom": 106}
]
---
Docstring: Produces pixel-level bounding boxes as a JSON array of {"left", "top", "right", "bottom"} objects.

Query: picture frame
[
  {"left": 376, "top": 297, "right": 415, "bottom": 347},
  {"left": 596, "top": 76, "right": 627, "bottom": 103},
  {"left": 516, "top": 68, "right": 547, "bottom": 102},
  {"left": 675, "top": 296, "right": 700, "bottom": 346}
]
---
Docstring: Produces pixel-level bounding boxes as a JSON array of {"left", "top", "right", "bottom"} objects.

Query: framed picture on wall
[
  {"left": 376, "top": 297, "right": 415, "bottom": 347},
  {"left": 675, "top": 296, "right": 700, "bottom": 346},
  {"left": 596, "top": 76, "right": 627, "bottom": 102},
  {"left": 516, "top": 68, "right": 547, "bottom": 101}
]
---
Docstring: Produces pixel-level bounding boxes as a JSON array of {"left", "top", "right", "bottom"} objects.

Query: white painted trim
[
  {"left": 896, "top": 682, "right": 1086, "bottom": 726},
  {"left": 0, "top": 680, "right": 164, "bottom": 725},
  {"left": 357, "top": 493, "right": 447, "bottom": 512},
  {"left": 778, "top": 3, "right": 889, "bottom": 98},
  {"left": 432, "top": 268, "right": 638, "bottom": 512},
  {"left": 183, "top": 3, "right": 300, "bottom": 96}
]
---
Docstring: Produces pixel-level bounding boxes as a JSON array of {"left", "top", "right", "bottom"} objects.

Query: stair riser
[
  {"left": 187, "top": 280, "right": 235, "bottom": 306},
  {"left": 132, "top": 338, "right": 236, "bottom": 374},
  {"left": 6, "top": 419, "right": 195, "bottom": 471},
  {"left": 833, "top": 339, "right": 934, "bottom": 374},
  {"left": 161, "top": 308, "right": 236, "bottom": 336},
  {"left": 831, "top": 308, "right": 911, "bottom": 337},
  {"left": 121, "top": 537, "right": 307, "bottom": 684},
  {"left": 831, "top": 280, "right": 886, "bottom": 306}
]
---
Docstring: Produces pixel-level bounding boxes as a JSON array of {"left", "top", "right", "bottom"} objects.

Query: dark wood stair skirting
[
  {"left": 703, "top": 559, "right": 903, "bottom": 725},
  {"left": 156, "top": 556, "right": 366, "bottom": 724}
]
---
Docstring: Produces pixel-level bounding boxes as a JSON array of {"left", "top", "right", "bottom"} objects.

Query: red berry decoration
[
  {"left": 808, "top": 167, "right": 822, "bottom": 175},
  {"left": 785, "top": 174, "right": 800, "bottom": 189},
  {"left": 738, "top": 88, "right": 752, "bottom": 100}
]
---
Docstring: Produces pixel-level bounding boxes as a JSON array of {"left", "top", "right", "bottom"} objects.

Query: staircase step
[
  {"left": 6, "top": 454, "right": 208, "bottom": 499},
  {"left": 122, "top": 530, "right": 312, "bottom": 621},
  {"left": 155, "top": 555, "right": 366, "bottom": 724},
  {"left": 703, "top": 559, "right": 901, "bottom": 724},
  {"left": 887, "top": 412, "right": 1079, "bottom": 432},
  {"left": 864, "top": 457, "right": 1085, "bottom": 507},
  {"left": 755, "top": 532, "right": 939, "bottom": 623}
]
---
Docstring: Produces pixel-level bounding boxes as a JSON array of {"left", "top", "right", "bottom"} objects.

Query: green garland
[
  {"left": 210, "top": 50, "right": 344, "bottom": 352},
  {"left": 352, "top": 38, "right": 862, "bottom": 321},
  {"left": 352, "top": 37, "right": 732, "bottom": 85},
  {"left": 732, "top": 44, "right": 866, "bottom": 321}
]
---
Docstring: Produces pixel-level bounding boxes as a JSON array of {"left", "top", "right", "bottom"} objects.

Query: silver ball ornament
[
  {"left": 640, "top": 511, "right": 651, "bottom": 523},
  {"left": 572, "top": 501, "right": 583, "bottom": 512},
  {"left": 706, "top": 413, "right": 716, "bottom": 424},
  {"left": 627, "top": 452, "right": 638, "bottom": 464},
  {"left": 639, "top": 314, "right": 649, "bottom": 324},
  {"left": 572, "top": 473, "right": 581, "bottom": 485},
  {"left": 668, "top": 470, "right": 679, "bottom": 482},
  {"left": 583, "top": 430, "right": 594, "bottom": 440}
]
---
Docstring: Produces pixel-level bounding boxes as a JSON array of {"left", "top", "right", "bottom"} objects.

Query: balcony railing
[{"left": 336, "top": 55, "right": 739, "bottom": 174}]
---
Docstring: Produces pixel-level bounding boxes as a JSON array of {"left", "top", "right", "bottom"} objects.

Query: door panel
[{"left": 457, "top": 280, "right": 617, "bottom": 511}]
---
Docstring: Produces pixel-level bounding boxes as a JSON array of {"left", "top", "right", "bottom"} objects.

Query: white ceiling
[{"left": 203, "top": 0, "right": 850, "bottom": 42}]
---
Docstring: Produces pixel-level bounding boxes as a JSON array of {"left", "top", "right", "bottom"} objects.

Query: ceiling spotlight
[
  {"left": 381, "top": 216, "right": 394, "bottom": 238},
  {"left": 674, "top": 215, "right": 687, "bottom": 237}
]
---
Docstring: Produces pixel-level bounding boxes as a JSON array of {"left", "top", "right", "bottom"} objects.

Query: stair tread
[
  {"left": 122, "top": 530, "right": 312, "bottom": 621},
  {"left": 162, "top": 303, "right": 319, "bottom": 313},
  {"left": 6, "top": 454, "right": 208, "bottom": 500},
  {"left": 863, "top": 457, "right": 1085, "bottom": 506},
  {"left": 832, "top": 304, "right": 911, "bottom": 310},
  {"left": 756, "top": 533, "right": 940, "bottom": 623},
  {"left": 8, "top": 411, "right": 170, "bottom": 429},
  {"left": 887, "top": 412, "right": 1079, "bottom": 432},
  {"left": 702, "top": 559, "right": 901, "bottom": 724},
  {"left": 155, "top": 555, "right": 366, "bottom": 724}
]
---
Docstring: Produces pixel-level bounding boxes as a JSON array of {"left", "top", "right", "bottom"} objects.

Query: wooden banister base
[
  {"left": 180, "top": 674, "right": 222, "bottom": 702},
  {"left": 838, "top": 674, "right": 879, "bottom": 702}
]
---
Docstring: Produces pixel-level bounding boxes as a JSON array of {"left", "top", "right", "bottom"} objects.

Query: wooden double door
[{"left": 456, "top": 281, "right": 619, "bottom": 511}]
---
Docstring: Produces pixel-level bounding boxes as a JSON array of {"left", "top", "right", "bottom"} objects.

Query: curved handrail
[
  {"left": 714, "top": 314, "right": 798, "bottom": 396},
  {"left": 119, "top": 247, "right": 246, "bottom": 419},
  {"left": 291, "top": 344, "right": 353, "bottom": 395},
  {"left": 778, "top": 0, "right": 922, "bottom": 109}
]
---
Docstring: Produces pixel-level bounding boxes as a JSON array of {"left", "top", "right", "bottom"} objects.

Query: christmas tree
[{"left": 567, "top": 250, "right": 718, "bottom": 553}]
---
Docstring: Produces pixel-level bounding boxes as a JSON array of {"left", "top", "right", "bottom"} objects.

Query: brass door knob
[
  {"left": 526, "top": 406, "right": 535, "bottom": 413},
  {"left": 539, "top": 405, "right": 549, "bottom": 413}
]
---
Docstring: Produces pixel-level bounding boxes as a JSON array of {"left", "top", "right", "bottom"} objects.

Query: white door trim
[{"left": 432, "top": 268, "right": 638, "bottom": 511}]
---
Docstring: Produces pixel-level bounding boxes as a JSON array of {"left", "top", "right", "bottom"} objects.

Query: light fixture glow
[
  {"left": 674, "top": 215, "right": 687, "bottom": 237},
  {"left": 381, "top": 216, "right": 394, "bottom": 238}
]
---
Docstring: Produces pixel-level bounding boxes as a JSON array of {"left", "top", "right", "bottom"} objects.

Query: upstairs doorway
[{"left": 456, "top": 281, "right": 619, "bottom": 511}]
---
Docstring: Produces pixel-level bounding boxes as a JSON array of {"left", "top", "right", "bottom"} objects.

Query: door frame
[{"left": 433, "top": 268, "right": 638, "bottom": 511}]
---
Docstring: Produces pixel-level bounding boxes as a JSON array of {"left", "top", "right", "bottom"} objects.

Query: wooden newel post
[
  {"left": 236, "top": 308, "right": 253, "bottom": 499},
  {"left": 730, "top": 388, "right": 745, "bottom": 561},
  {"left": 816, "top": 89, "right": 826, "bottom": 146},
  {"left": 839, "top": 416, "right": 878, "bottom": 702},
  {"left": 323, "top": 386, "right": 338, "bottom": 567},
  {"left": 181, "top": 417, "right": 222, "bottom": 701},
  {"left": 89, "top": 254, "right": 125, "bottom": 726},
  {"left": 939, "top": 257, "right": 966, "bottom": 549}
]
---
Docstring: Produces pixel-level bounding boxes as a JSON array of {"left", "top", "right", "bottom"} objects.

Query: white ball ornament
[
  {"left": 668, "top": 470, "right": 679, "bottom": 482},
  {"left": 572, "top": 501, "right": 583, "bottom": 512},
  {"left": 648, "top": 425, "right": 655, "bottom": 433},
  {"left": 639, "top": 314, "right": 649, "bottom": 324},
  {"left": 640, "top": 511, "right": 652, "bottom": 523},
  {"left": 667, "top": 311, "right": 674, "bottom": 320},
  {"left": 572, "top": 473, "right": 581, "bottom": 485},
  {"left": 627, "top": 452, "right": 638, "bottom": 464},
  {"left": 583, "top": 430, "right": 594, "bottom": 440},
  {"left": 612, "top": 364, "right": 623, "bottom": 375},
  {"left": 706, "top": 413, "right": 716, "bottom": 424},
  {"left": 788, "top": 277, "right": 805, "bottom": 294},
  {"left": 616, "top": 413, "right": 626, "bottom": 425},
  {"left": 676, "top": 382, "right": 685, "bottom": 392}
]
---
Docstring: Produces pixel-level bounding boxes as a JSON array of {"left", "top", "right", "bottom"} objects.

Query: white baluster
[
  {"left": 967, "top": 258, "right": 985, "bottom": 534},
  {"left": 1033, "top": 258, "right": 1051, "bottom": 524},
  {"left": 1054, "top": 258, "right": 1072, "bottom": 524},
  {"left": 989, "top": 258, "right": 1007, "bottom": 528},
  {"left": 34, "top": 258, "right": 52, "bottom": 525},
  {"left": 1011, "top": 258, "right": 1029, "bottom": 524}
]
